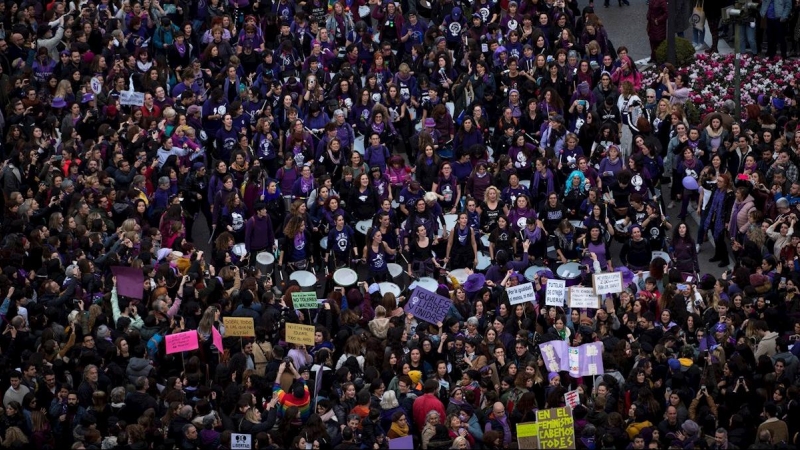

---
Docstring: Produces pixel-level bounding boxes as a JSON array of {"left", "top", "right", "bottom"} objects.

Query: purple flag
[
  {"left": 539, "top": 340, "right": 569, "bottom": 373},
  {"left": 404, "top": 286, "right": 450, "bottom": 324},
  {"left": 111, "top": 266, "right": 144, "bottom": 299},
  {"left": 580, "top": 342, "right": 604, "bottom": 377}
]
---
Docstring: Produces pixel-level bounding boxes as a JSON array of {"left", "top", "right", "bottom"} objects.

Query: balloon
[{"left": 682, "top": 176, "right": 699, "bottom": 190}]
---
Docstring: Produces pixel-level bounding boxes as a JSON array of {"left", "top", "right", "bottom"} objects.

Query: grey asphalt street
[{"left": 597, "top": 0, "right": 652, "bottom": 63}]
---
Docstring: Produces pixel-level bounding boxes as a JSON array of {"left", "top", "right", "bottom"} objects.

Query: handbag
[{"left": 692, "top": 0, "right": 706, "bottom": 31}]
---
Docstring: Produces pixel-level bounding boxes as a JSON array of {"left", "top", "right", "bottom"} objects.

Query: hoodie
[
  {"left": 245, "top": 214, "right": 275, "bottom": 253},
  {"left": 755, "top": 331, "right": 779, "bottom": 359},
  {"left": 126, "top": 357, "right": 154, "bottom": 383}
]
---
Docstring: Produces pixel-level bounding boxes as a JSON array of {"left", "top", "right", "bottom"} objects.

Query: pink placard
[
  {"left": 212, "top": 326, "right": 223, "bottom": 353},
  {"left": 165, "top": 330, "right": 199, "bottom": 354}
]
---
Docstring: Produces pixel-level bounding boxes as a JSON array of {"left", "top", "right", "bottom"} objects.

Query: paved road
[{"left": 596, "top": 0, "right": 651, "bottom": 63}]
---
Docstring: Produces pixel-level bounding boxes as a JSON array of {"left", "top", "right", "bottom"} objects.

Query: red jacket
[{"left": 412, "top": 392, "right": 445, "bottom": 432}]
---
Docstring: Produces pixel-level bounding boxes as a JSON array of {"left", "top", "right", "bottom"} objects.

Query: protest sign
[
  {"left": 212, "top": 326, "right": 223, "bottom": 353},
  {"left": 565, "top": 342, "right": 606, "bottom": 377},
  {"left": 568, "top": 287, "right": 600, "bottom": 309},
  {"left": 593, "top": 272, "right": 623, "bottom": 296},
  {"left": 119, "top": 90, "right": 145, "bottom": 106},
  {"left": 110, "top": 266, "right": 144, "bottom": 299},
  {"left": 545, "top": 279, "right": 566, "bottom": 306},
  {"left": 223, "top": 317, "right": 255, "bottom": 337},
  {"left": 537, "top": 407, "right": 575, "bottom": 449},
  {"left": 165, "top": 330, "right": 198, "bottom": 354},
  {"left": 539, "top": 340, "right": 569, "bottom": 373},
  {"left": 404, "top": 286, "right": 450, "bottom": 324},
  {"left": 285, "top": 323, "right": 315, "bottom": 346},
  {"left": 568, "top": 347, "right": 581, "bottom": 378},
  {"left": 231, "top": 433, "right": 252, "bottom": 449},
  {"left": 581, "top": 342, "right": 604, "bottom": 376},
  {"left": 517, "top": 422, "right": 539, "bottom": 449},
  {"left": 388, "top": 436, "right": 413, "bottom": 449},
  {"left": 291, "top": 291, "right": 319, "bottom": 309},
  {"left": 507, "top": 282, "right": 536, "bottom": 305},
  {"left": 314, "top": 365, "right": 324, "bottom": 406},
  {"left": 564, "top": 389, "right": 581, "bottom": 409}
]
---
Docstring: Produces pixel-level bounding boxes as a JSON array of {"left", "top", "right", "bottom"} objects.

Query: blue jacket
[{"left": 761, "top": 0, "right": 791, "bottom": 20}]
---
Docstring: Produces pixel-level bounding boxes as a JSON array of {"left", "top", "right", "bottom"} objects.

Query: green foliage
[{"left": 655, "top": 37, "right": 696, "bottom": 66}]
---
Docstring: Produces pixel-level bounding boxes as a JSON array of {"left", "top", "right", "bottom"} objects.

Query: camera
[
  {"left": 174, "top": 315, "right": 183, "bottom": 322},
  {"left": 73, "top": 299, "right": 82, "bottom": 306},
  {"left": 283, "top": 357, "right": 293, "bottom": 365},
  {"left": 90, "top": 108, "right": 99, "bottom": 117}
]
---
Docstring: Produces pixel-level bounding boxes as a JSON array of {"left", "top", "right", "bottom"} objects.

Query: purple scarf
[{"left": 300, "top": 176, "right": 313, "bottom": 194}]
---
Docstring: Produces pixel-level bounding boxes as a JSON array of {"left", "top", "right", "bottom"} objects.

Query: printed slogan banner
[
  {"left": 404, "top": 286, "right": 450, "bottom": 324},
  {"left": 568, "top": 342, "right": 605, "bottom": 378},
  {"left": 539, "top": 340, "right": 569, "bottom": 373}
]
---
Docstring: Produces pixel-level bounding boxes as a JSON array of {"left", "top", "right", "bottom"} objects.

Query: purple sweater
[{"left": 245, "top": 214, "right": 276, "bottom": 253}]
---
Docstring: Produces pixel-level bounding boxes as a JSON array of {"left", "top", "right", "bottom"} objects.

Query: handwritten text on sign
[
  {"left": 404, "top": 286, "right": 450, "bottom": 324},
  {"left": 507, "top": 282, "right": 536, "bottom": 305},
  {"left": 537, "top": 407, "right": 575, "bottom": 449},
  {"left": 593, "top": 272, "right": 623, "bottom": 296},
  {"left": 285, "top": 323, "right": 315, "bottom": 346},
  {"left": 165, "top": 330, "right": 199, "bottom": 354},
  {"left": 568, "top": 287, "right": 600, "bottom": 309},
  {"left": 545, "top": 279, "right": 566, "bottom": 306},
  {"left": 291, "top": 291, "right": 319, "bottom": 309},
  {"left": 223, "top": 317, "right": 255, "bottom": 337}
]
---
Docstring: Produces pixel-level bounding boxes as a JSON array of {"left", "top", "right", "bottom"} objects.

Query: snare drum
[
  {"left": 256, "top": 252, "right": 275, "bottom": 276},
  {"left": 290, "top": 270, "right": 317, "bottom": 292},
  {"left": 356, "top": 220, "right": 372, "bottom": 235},
  {"left": 480, "top": 235, "right": 490, "bottom": 248},
  {"left": 388, "top": 263, "right": 406, "bottom": 289},
  {"left": 320, "top": 237, "right": 328, "bottom": 250},
  {"left": 556, "top": 262, "right": 583, "bottom": 287},
  {"left": 232, "top": 243, "right": 247, "bottom": 257},
  {"left": 450, "top": 268, "right": 470, "bottom": 285},
  {"left": 409, "top": 276, "right": 438, "bottom": 292},
  {"left": 379, "top": 282, "right": 401, "bottom": 297},
  {"left": 519, "top": 180, "right": 531, "bottom": 189},
  {"left": 524, "top": 265, "right": 548, "bottom": 282},
  {"left": 333, "top": 268, "right": 358, "bottom": 287}
]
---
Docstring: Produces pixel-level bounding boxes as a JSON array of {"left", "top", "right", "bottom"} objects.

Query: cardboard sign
[
  {"left": 517, "top": 422, "right": 539, "bottom": 450},
  {"left": 165, "top": 330, "right": 198, "bottom": 354},
  {"left": 537, "top": 407, "right": 575, "bottom": 449},
  {"left": 119, "top": 90, "right": 145, "bottom": 106},
  {"left": 110, "top": 266, "right": 144, "bottom": 299},
  {"left": 291, "top": 291, "right": 319, "bottom": 309},
  {"left": 507, "top": 282, "right": 536, "bottom": 305},
  {"left": 593, "top": 272, "right": 624, "bottom": 296},
  {"left": 285, "top": 323, "right": 315, "bottom": 346},
  {"left": 223, "top": 317, "right": 255, "bottom": 337},
  {"left": 564, "top": 389, "right": 581, "bottom": 409},
  {"left": 545, "top": 279, "right": 566, "bottom": 306},
  {"left": 404, "top": 286, "right": 450, "bottom": 324},
  {"left": 231, "top": 433, "right": 252, "bottom": 450},
  {"left": 212, "top": 326, "right": 223, "bottom": 353},
  {"left": 568, "top": 287, "right": 600, "bottom": 309},
  {"left": 388, "top": 436, "right": 413, "bottom": 449}
]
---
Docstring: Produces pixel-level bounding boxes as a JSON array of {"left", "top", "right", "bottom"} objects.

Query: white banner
[
  {"left": 507, "top": 282, "right": 536, "bottom": 305},
  {"left": 593, "top": 272, "right": 623, "bottom": 296},
  {"left": 568, "top": 287, "right": 600, "bottom": 309},
  {"left": 545, "top": 279, "right": 566, "bottom": 306}
]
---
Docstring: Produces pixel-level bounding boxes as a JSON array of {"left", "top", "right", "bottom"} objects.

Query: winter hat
[
  {"left": 96, "top": 325, "right": 110, "bottom": 339},
  {"left": 681, "top": 420, "right": 699, "bottom": 436},
  {"left": 408, "top": 370, "right": 422, "bottom": 385},
  {"left": 578, "top": 81, "right": 590, "bottom": 95},
  {"left": 667, "top": 358, "right": 681, "bottom": 372},
  {"left": 548, "top": 372, "right": 559, "bottom": 382}
]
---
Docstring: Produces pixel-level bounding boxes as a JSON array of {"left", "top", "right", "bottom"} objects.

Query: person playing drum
[
  {"left": 326, "top": 214, "right": 358, "bottom": 271},
  {"left": 362, "top": 227, "right": 397, "bottom": 283}
]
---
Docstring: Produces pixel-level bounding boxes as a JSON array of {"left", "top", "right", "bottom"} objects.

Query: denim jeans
[
  {"left": 693, "top": 28, "right": 706, "bottom": 46},
  {"left": 739, "top": 22, "right": 757, "bottom": 53}
]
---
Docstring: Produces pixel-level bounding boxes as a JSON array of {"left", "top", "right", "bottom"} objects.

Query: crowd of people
[{"left": 0, "top": 0, "right": 799, "bottom": 449}]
